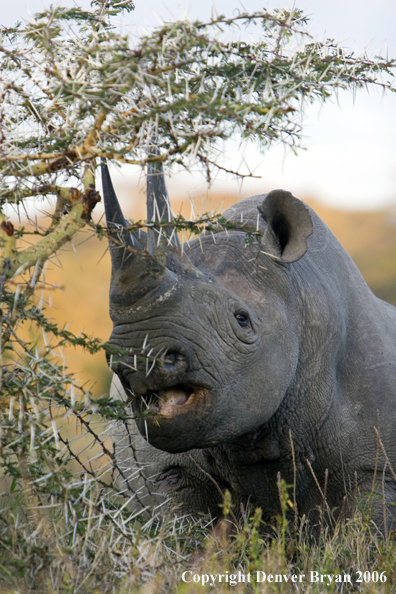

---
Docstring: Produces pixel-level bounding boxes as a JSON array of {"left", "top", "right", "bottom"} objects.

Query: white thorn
[{"left": 142, "top": 334, "right": 149, "bottom": 352}]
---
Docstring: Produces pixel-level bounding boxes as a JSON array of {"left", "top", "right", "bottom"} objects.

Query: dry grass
[{"left": 1, "top": 476, "right": 396, "bottom": 593}]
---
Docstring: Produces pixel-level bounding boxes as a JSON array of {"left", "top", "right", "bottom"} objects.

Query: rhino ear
[{"left": 259, "top": 190, "right": 313, "bottom": 263}]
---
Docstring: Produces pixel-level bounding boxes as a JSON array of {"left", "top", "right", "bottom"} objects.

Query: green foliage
[
  {"left": 1, "top": 1, "right": 395, "bottom": 272},
  {"left": 1, "top": 4, "right": 395, "bottom": 184},
  {"left": 0, "top": 2, "right": 395, "bottom": 591}
]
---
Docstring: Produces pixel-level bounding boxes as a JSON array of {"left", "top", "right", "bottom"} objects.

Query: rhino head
[{"left": 102, "top": 161, "right": 313, "bottom": 454}]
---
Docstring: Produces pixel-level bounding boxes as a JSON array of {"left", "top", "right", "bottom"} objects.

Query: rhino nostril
[
  {"left": 165, "top": 353, "right": 176, "bottom": 365},
  {"left": 163, "top": 351, "right": 185, "bottom": 372}
]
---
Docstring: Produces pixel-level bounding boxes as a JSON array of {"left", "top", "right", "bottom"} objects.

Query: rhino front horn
[{"left": 101, "top": 162, "right": 145, "bottom": 270}]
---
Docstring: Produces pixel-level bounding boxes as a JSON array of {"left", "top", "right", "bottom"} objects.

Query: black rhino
[{"left": 103, "top": 161, "right": 396, "bottom": 531}]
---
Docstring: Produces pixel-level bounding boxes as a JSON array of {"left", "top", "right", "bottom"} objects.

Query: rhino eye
[{"left": 234, "top": 310, "right": 250, "bottom": 327}]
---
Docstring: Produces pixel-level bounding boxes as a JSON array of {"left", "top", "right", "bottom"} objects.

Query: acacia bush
[{"left": 0, "top": 1, "right": 395, "bottom": 591}]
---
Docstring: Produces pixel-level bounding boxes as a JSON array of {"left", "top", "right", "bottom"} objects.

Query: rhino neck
[
  {"left": 295, "top": 209, "right": 396, "bottom": 447},
  {"left": 207, "top": 412, "right": 319, "bottom": 522}
]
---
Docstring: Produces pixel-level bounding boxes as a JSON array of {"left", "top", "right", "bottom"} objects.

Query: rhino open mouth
[
  {"left": 130, "top": 382, "right": 213, "bottom": 451},
  {"left": 140, "top": 384, "right": 195, "bottom": 416}
]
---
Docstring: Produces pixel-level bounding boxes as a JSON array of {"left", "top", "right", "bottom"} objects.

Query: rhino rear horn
[
  {"left": 101, "top": 162, "right": 145, "bottom": 270},
  {"left": 146, "top": 151, "right": 180, "bottom": 253},
  {"left": 259, "top": 190, "right": 313, "bottom": 263}
]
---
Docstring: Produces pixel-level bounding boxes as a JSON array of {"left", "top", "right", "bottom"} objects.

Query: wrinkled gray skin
[{"left": 103, "top": 162, "right": 396, "bottom": 530}]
